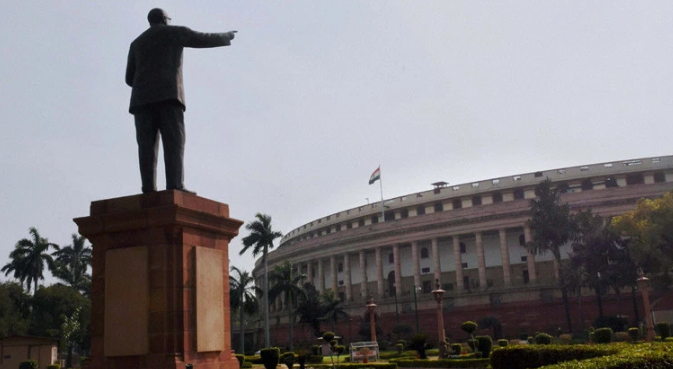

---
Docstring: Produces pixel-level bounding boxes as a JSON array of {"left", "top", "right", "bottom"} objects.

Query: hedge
[
  {"left": 304, "top": 363, "right": 397, "bottom": 369},
  {"left": 490, "top": 344, "right": 619, "bottom": 369},
  {"left": 19, "top": 361, "right": 39, "bottom": 369},
  {"left": 539, "top": 342, "right": 673, "bottom": 369},
  {"left": 393, "top": 358, "right": 490, "bottom": 368}
]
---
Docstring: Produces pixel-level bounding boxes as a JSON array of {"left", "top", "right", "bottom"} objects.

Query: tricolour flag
[{"left": 368, "top": 166, "right": 381, "bottom": 185}]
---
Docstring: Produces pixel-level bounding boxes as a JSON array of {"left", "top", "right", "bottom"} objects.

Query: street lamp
[
  {"left": 367, "top": 296, "right": 377, "bottom": 342},
  {"left": 431, "top": 279, "right": 447, "bottom": 358},
  {"left": 413, "top": 285, "right": 421, "bottom": 334},
  {"left": 637, "top": 269, "right": 655, "bottom": 342}
]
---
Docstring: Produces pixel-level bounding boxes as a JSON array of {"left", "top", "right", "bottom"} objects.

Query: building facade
[{"left": 251, "top": 156, "right": 673, "bottom": 345}]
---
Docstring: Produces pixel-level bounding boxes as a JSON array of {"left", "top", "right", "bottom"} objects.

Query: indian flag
[{"left": 368, "top": 166, "right": 381, "bottom": 185}]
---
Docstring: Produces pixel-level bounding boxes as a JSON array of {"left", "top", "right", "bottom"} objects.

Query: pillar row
[
  {"left": 453, "top": 236, "right": 464, "bottom": 291},
  {"left": 476, "top": 232, "right": 486, "bottom": 289},
  {"left": 359, "top": 250, "right": 368, "bottom": 298},
  {"left": 344, "top": 253, "right": 352, "bottom": 301},
  {"left": 499, "top": 229, "right": 511, "bottom": 287}
]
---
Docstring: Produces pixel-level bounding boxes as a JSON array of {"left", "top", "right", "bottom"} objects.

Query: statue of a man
[{"left": 126, "top": 8, "right": 237, "bottom": 194}]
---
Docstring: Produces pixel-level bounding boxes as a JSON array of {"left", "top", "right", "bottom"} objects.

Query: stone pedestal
[{"left": 74, "top": 190, "right": 243, "bottom": 369}]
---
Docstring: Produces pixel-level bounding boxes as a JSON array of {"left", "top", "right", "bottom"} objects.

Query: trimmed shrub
[
  {"left": 397, "top": 339, "right": 407, "bottom": 348},
  {"left": 536, "top": 342, "right": 673, "bottom": 369},
  {"left": 245, "top": 355, "right": 262, "bottom": 364},
  {"left": 461, "top": 321, "right": 478, "bottom": 335},
  {"left": 395, "top": 343, "right": 404, "bottom": 354},
  {"left": 614, "top": 331, "right": 629, "bottom": 342},
  {"left": 628, "top": 327, "right": 640, "bottom": 342},
  {"left": 410, "top": 333, "right": 429, "bottom": 359},
  {"left": 280, "top": 352, "right": 296, "bottom": 369},
  {"left": 527, "top": 336, "right": 534, "bottom": 344},
  {"left": 593, "top": 315, "right": 628, "bottom": 332},
  {"left": 235, "top": 354, "right": 245, "bottom": 366},
  {"left": 558, "top": 334, "right": 572, "bottom": 345},
  {"left": 306, "top": 355, "right": 324, "bottom": 364},
  {"left": 260, "top": 347, "right": 280, "bottom": 369},
  {"left": 241, "top": 362, "right": 253, "bottom": 368},
  {"left": 656, "top": 321, "right": 670, "bottom": 341},
  {"left": 322, "top": 332, "right": 335, "bottom": 342},
  {"left": 534, "top": 333, "right": 553, "bottom": 345},
  {"left": 474, "top": 336, "right": 493, "bottom": 358},
  {"left": 393, "top": 358, "right": 490, "bottom": 368},
  {"left": 593, "top": 327, "right": 613, "bottom": 344},
  {"left": 497, "top": 339, "right": 508, "bottom": 347},
  {"left": 489, "top": 344, "right": 619, "bottom": 369},
  {"left": 19, "top": 361, "right": 39, "bottom": 369},
  {"left": 311, "top": 345, "right": 321, "bottom": 355},
  {"left": 451, "top": 343, "right": 462, "bottom": 355}
]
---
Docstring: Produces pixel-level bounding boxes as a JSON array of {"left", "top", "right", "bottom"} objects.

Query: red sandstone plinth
[{"left": 74, "top": 190, "right": 243, "bottom": 369}]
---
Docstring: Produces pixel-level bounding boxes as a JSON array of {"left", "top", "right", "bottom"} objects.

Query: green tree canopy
[
  {"left": 268, "top": 261, "right": 306, "bottom": 351},
  {"left": 52, "top": 233, "right": 92, "bottom": 296},
  {"left": 0, "top": 281, "right": 30, "bottom": 336},
  {"left": 2, "top": 227, "right": 58, "bottom": 294},
  {"left": 229, "top": 266, "right": 259, "bottom": 354}
]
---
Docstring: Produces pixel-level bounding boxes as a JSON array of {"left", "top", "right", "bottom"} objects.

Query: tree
[
  {"left": 240, "top": 213, "right": 282, "bottom": 348},
  {"left": 611, "top": 190, "right": 673, "bottom": 287},
  {"left": 320, "top": 290, "right": 349, "bottom": 333},
  {"left": 52, "top": 234, "right": 92, "bottom": 296},
  {"left": 526, "top": 179, "right": 575, "bottom": 332},
  {"left": 229, "top": 266, "right": 259, "bottom": 354},
  {"left": 268, "top": 261, "right": 306, "bottom": 351},
  {"left": 2, "top": 227, "right": 58, "bottom": 294},
  {"left": 61, "top": 307, "right": 83, "bottom": 369},
  {"left": 296, "top": 283, "right": 322, "bottom": 337},
  {"left": 0, "top": 282, "right": 30, "bottom": 336}
]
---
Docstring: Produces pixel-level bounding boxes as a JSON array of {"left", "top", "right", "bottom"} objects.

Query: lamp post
[
  {"left": 367, "top": 296, "right": 377, "bottom": 342},
  {"left": 431, "top": 279, "right": 446, "bottom": 358},
  {"left": 637, "top": 269, "right": 655, "bottom": 342},
  {"left": 413, "top": 285, "right": 421, "bottom": 334}
]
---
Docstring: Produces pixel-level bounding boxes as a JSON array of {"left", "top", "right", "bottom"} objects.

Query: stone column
[
  {"left": 453, "top": 236, "right": 464, "bottom": 291},
  {"left": 330, "top": 255, "right": 337, "bottom": 292},
  {"left": 344, "top": 253, "right": 352, "bottom": 301},
  {"left": 359, "top": 250, "right": 368, "bottom": 298},
  {"left": 307, "top": 261, "right": 314, "bottom": 286},
  {"left": 476, "top": 232, "right": 486, "bottom": 289},
  {"left": 499, "top": 229, "right": 511, "bottom": 287},
  {"left": 318, "top": 258, "right": 325, "bottom": 293},
  {"left": 524, "top": 225, "right": 537, "bottom": 283},
  {"left": 412, "top": 241, "right": 421, "bottom": 290},
  {"left": 376, "top": 247, "right": 384, "bottom": 296},
  {"left": 393, "top": 244, "right": 402, "bottom": 297},
  {"left": 432, "top": 238, "right": 441, "bottom": 283}
]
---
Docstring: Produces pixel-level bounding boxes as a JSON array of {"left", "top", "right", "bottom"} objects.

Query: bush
[
  {"left": 451, "top": 343, "right": 462, "bottom": 355},
  {"left": 280, "top": 352, "right": 296, "bottom": 369},
  {"left": 489, "top": 344, "right": 619, "bottom": 369},
  {"left": 534, "top": 333, "right": 553, "bottom": 345},
  {"left": 311, "top": 345, "right": 321, "bottom": 355},
  {"left": 614, "top": 332, "right": 629, "bottom": 342},
  {"left": 260, "top": 348, "right": 280, "bottom": 369},
  {"left": 397, "top": 339, "right": 407, "bottom": 348},
  {"left": 322, "top": 332, "right": 336, "bottom": 342},
  {"left": 656, "top": 321, "right": 670, "bottom": 341},
  {"left": 47, "top": 365, "right": 61, "bottom": 369},
  {"left": 393, "top": 358, "right": 490, "bottom": 368},
  {"left": 19, "top": 361, "right": 39, "bottom": 369},
  {"left": 395, "top": 343, "right": 404, "bottom": 354},
  {"left": 235, "top": 354, "right": 245, "bottom": 366},
  {"left": 410, "top": 333, "right": 429, "bottom": 359},
  {"left": 627, "top": 327, "right": 640, "bottom": 342},
  {"left": 497, "top": 339, "right": 508, "bottom": 347},
  {"left": 558, "top": 334, "right": 572, "bottom": 345},
  {"left": 474, "top": 336, "right": 493, "bottom": 358},
  {"left": 593, "top": 327, "right": 613, "bottom": 344},
  {"left": 536, "top": 342, "right": 673, "bottom": 369},
  {"left": 527, "top": 336, "right": 534, "bottom": 344},
  {"left": 461, "top": 321, "right": 478, "bottom": 335},
  {"left": 242, "top": 362, "right": 253, "bottom": 368},
  {"left": 306, "top": 355, "right": 324, "bottom": 364}
]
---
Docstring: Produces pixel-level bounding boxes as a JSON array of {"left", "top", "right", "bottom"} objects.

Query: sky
[{"left": 1, "top": 1, "right": 672, "bottom": 285}]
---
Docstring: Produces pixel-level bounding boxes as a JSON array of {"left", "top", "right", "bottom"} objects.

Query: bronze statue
[{"left": 126, "top": 8, "right": 237, "bottom": 194}]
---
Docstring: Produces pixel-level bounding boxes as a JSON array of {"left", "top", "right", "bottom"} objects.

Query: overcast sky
[{"left": 1, "top": 1, "right": 672, "bottom": 285}]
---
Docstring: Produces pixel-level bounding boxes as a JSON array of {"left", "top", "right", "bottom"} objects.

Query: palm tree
[
  {"left": 1, "top": 227, "right": 58, "bottom": 294},
  {"left": 229, "top": 266, "right": 259, "bottom": 354},
  {"left": 268, "top": 261, "right": 306, "bottom": 351},
  {"left": 240, "top": 213, "right": 282, "bottom": 348},
  {"left": 52, "top": 234, "right": 93, "bottom": 295},
  {"left": 320, "top": 289, "right": 349, "bottom": 332}
]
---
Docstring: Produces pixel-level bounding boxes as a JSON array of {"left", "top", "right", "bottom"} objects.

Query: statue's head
[{"left": 148, "top": 8, "right": 170, "bottom": 25}]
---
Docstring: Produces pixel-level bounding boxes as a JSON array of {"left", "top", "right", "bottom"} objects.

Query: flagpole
[{"left": 379, "top": 165, "right": 385, "bottom": 222}]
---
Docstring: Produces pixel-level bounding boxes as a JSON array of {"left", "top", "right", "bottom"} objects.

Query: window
[
  {"left": 460, "top": 242, "right": 466, "bottom": 253},
  {"left": 388, "top": 253, "right": 394, "bottom": 264},
  {"left": 523, "top": 270, "right": 530, "bottom": 284},
  {"left": 339, "top": 292, "right": 345, "bottom": 302},
  {"left": 626, "top": 174, "right": 644, "bottom": 185},
  {"left": 384, "top": 211, "right": 395, "bottom": 221},
  {"left": 581, "top": 179, "right": 593, "bottom": 191},
  {"left": 422, "top": 280, "right": 432, "bottom": 293},
  {"left": 420, "top": 248, "right": 429, "bottom": 259},
  {"left": 472, "top": 196, "right": 482, "bottom": 206},
  {"left": 417, "top": 206, "right": 426, "bottom": 215},
  {"left": 358, "top": 219, "right": 365, "bottom": 227},
  {"left": 453, "top": 199, "right": 462, "bottom": 209},
  {"left": 463, "top": 276, "right": 470, "bottom": 290},
  {"left": 371, "top": 215, "right": 379, "bottom": 224},
  {"left": 513, "top": 189, "right": 524, "bottom": 200},
  {"left": 401, "top": 209, "right": 409, "bottom": 219},
  {"left": 534, "top": 171, "right": 543, "bottom": 178},
  {"left": 519, "top": 234, "right": 526, "bottom": 246},
  {"left": 347, "top": 222, "right": 353, "bottom": 229},
  {"left": 521, "top": 256, "right": 527, "bottom": 262},
  {"left": 338, "top": 280, "right": 344, "bottom": 286},
  {"left": 605, "top": 177, "right": 619, "bottom": 188},
  {"left": 337, "top": 263, "right": 343, "bottom": 272},
  {"left": 326, "top": 216, "right": 331, "bottom": 220},
  {"left": 557, "top": 182, "right": 569, "bottom": 193},
  {"left": 655, "top": 171, "right": 666, "bottom": 183},
  {"left": 444, "top": 283, "right": 454, "bottom": 291},
  {"left": 492, "top": 192, "right": 503, "bottom": 203},
  {"left": 462, "top": 262, "right": 468, "bottom": 268},
  {"left": 487, "top": 279, "right": 493, "bottom": 287},
  {"left": 326, "top": 228, "right": 331, "bottom": 234},
  {"left": 336, "top": 224, "right": 341, "bottom": 231},
  {"left": 422, "top": 267, "right": 430, "bottom": 274},
  {"left": 434, "top": 202, "right": 443, "bottom": 212}
]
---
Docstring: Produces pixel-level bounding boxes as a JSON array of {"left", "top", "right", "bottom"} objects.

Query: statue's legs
[{"left": 134, "top": 102, "right": 185, "bottom": 193}]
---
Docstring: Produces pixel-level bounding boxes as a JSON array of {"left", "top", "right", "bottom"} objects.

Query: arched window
[{"left": 420, "top": 248, "right": 429, "bottom": 259}]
